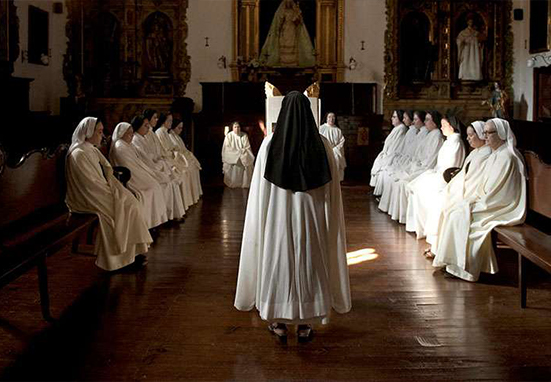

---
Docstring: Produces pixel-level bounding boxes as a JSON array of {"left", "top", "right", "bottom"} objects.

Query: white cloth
[
  {"left": 156, "top": 126, "right": 201, "bottom": 204},
  {"left": 132, "top": 133, "right": 187, "bottom": 219},
  {"left": 432, "top": 140, "right": 527, "bottom": 281},
  {"left": 457, "top": 26, "right": 483, "bottom": 81},
  {"left": 222, "top": 131, "right": 255, "bottom": 188},
  {"left": 234, "top": 135, "right": 351, "bottom": 324},
  {"left": 109, "top": 123, "right": 168, "bottom": 229},
  {"left": 319, "top": 123, "right": 346, "bottom": 181},
  {"left": 370, "top": 123, "right": 408, "bottom": 194},
  {"left": 168, "top": 131, "right": 203, "bottom": 200},
  {"left": 405, "top": 133, "right": 466, "bottom": 236},
  {"left": 66, "top": 141, "right": 152, "bottom": 271},
  {"left": 392, "top": 125, "right": 420, "bottom": 169}
]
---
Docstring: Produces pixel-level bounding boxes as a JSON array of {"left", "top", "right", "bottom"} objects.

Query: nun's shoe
[
  {"left": 268, "top": 323, "right": 287, "bottom": 342},
  {"left": 297, "top": 325, "right": 313, "bottom": 343}
]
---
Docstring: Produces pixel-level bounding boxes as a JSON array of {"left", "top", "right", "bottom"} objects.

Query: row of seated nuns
[
  {"left": 370, "top": 109, "right": 527, "bottom": 282},
  {"left": 65, "top": 109, "right": 203, "bottom": 272},
  {"left": 221, "top": 113, "right": 347, "bottom": 189}
]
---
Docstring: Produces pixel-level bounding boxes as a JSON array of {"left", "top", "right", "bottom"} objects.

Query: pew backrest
[{"left": 524, "top": 151, "right": 551, "bottom": 220}]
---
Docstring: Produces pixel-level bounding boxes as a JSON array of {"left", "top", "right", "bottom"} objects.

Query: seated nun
[
  {"left": 370, "top": 109, "right": 408, "bottom": 195},
  {"left": 169, "top": 118, "right": 203, "bottom": 200},
  {"left": 391, "top": 110, "right": 425, "bottom": 170},
  {"left": 221, "top": 122, "right": 255, "bottom": 188},
  {"left": 234, "top": 91, "right": 351, "bottom": 342},
  {"left": 65, "top": 117, "right": 152, "bottom": 271},
  {"left": 142, "top": 109, "right": 195, "bottom": 209},
  {"left": 109, "top": 122, "right": 169, "bottom": 229},
  {"left": 379, "top": 111, "right": 444, "bottom": 222},
  {"left": 319, "top": 112, "right": 347, "bottom": 181},
  {"left": 131, "top": 115, "right": 187, "bottom": 220},
  {"left": 423, "top": 121, "right": 492, "bottom": 256},
  {"left": 405, "top": 115, "right": 466, "bottom": 235},
  {"left": 432, "top": 118, "right": 527, "bottom": 281},
  {"left": 155, "top": 113, "right": 202, "bottom": 203}
]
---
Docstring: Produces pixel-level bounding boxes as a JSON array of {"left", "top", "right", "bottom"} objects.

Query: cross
[{"left": 205, "top": 37, "right": 209, "bottom": 47}]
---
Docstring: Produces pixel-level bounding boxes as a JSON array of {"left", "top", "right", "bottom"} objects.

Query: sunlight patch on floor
[{"left": 346, "top": 248, "right": 379, "bottom": 265}]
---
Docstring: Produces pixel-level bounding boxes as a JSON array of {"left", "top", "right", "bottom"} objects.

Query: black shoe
[{"left": 297, "top": 324, "right": 313, "bottom": 343}]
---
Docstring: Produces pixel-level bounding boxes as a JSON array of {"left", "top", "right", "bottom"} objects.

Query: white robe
[
  {"left": 405, "top": 133, "right": 466, "bottom": 236},
  {"left": 319, "top": 123, "right": 346, "bottom": 181},
  {"left": 425, "top": 145, "right": 492, "bottom": 247},
  {"left": 132, "top": 133, "right": 187, "bottom": 219},
  {"left": 379, "top": 128, "right": 444, "bottom": 221},
  {"left": 234, "top": 135, "right": 351, "bottom": 324},
  {"left": 168, "top": 131, "right": 203, "bottom": 201},
  {"left": 391, "top": 125, "right": 420, "bottom": 169},
  {"left": 155, "top": 127, "right": 201, "bottom": 204},
  {"left": 432, "top": 144, "right": 526, "bottom": 281},
  {"left": 109, "top": 140, "right": 168, "bottom": 229},
  {"left": 457, "top": 26, "right": 483, "bottom": 81},
  {"left": 222, "top": 131, "right": 255, "bottom": 188},
  {"left": 65, "top": 142, "right": 152, "bottom": 271},
  {"left": 370, "top": 123, "right": 408, "bottom": 194}
]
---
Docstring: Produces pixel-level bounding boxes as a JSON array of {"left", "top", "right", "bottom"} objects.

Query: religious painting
[
  {"left": 27, "top": 5, "right": 49, "bottom": 65},
  {"left": 455, "top": 11, "right": 486, "bottom": 81},
  {"left": 399, "top": 11, "right": 434, "bottom": 84},
  {"left": 92, "top": 12, "right": 120, "bottom": 95},
  {"left": 143, "top": 12, "right": 173, "bottom": 75},
  {"left": 529, "top": 0, "right": 551, "bottom": 53},
  {"left": 258, "top": 0, "right": 316, "bottom": 67}
]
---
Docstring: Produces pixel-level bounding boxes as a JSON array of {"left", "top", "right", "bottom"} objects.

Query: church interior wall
[{"left": 12, "top": 0, "right": 68, "bottom": 115}]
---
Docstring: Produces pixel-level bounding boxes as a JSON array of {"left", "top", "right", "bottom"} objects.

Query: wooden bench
[
  {"left": 0, "top": 143, "right": 97, "bottom": 321},
  {"left": 494, "top": 151, "right": 551, "bottom": 308}
]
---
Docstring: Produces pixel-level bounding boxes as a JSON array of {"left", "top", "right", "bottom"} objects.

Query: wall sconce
[
  {"left": 218, "top": 55, "right": 227, "bottom": 69},
  {"left": 348, "top": 57, "right": 357, "bottom": 70},
  {"left": 527, "top": 53, "right": 551, "bottom": 67}
]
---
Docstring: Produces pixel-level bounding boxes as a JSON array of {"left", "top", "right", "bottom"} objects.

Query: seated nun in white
[
  {"left": 221, "top": 122, "right": 255, "bottom": 188},
  {"left": 131, "top": 115, "right": 187, "bottom": 220},
  {"left": 234, "top": 91, "right": 351, "bottom": 342},
  {"left": 319, "top": 112, "right": 346, "bottom": 181},
  {"left": 155, "top": 113, "right": 202, "bottom": 203},
  {"left": 423, "top": 121, "right": 492, "bottom": 255},
  {"left": 405, "top": 115, "right": 466, "bottom": 236},
  {"left": 109, "top": 122, "right": 168, "bottom": 229},
  {"left": 169, "top": 118, "right": 203, "bottom": 200},
  {"left": 65, "top": 117, "right": 152, "bottom": 271},
  {"left": 380, "top": 111, "right": 444, "bottom": 222},
  {"left": 142, "top": 109, "right": 195, "bottom": 209},
  {"left": 432, "top": 118, "right": 527, "bottom": 282},
  {"left": 370, "top": 109, "right": 408, "bottom": 195},
  {"left": 392, "top": 110, "right": 424, "bottom": 170}
]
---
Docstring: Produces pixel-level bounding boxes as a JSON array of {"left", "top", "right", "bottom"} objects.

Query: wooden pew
[
  {"left": 494, "top": 151, "right": 551, "bottom": 308},
  {"left": 0, "top": 143, "right": 97, "bottom": 321}
]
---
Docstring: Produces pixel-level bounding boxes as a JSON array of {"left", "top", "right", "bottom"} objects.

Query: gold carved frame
[{"left": 231, "top": 0, "right": 345, "bottom": 82}]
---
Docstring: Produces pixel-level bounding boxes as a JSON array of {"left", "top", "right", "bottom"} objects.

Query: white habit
[
  {"left": 222, "top": 131, "right": 255, "bottom": 188},
  {"left": 319, "top": 123, "right": 347, "bottom": 181},
  {"left": 370, "top": 123, "right": 408, "bottom": 195}
]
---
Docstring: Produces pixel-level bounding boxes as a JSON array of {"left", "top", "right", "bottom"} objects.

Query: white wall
[
  {"left": 511, "top": 0, "right": 551, "bottom": 121},
  {"left": 12, "top": 0, "right": 68, "bottom": 115},
  {"left": 344, "top": 0, "right": 385, "bottom": 114},
  {"left": 186, "top": 0, "right": 233, "bottom": 112}
]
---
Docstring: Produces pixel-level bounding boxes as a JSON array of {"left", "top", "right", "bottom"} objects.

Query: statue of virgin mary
[{"left": 259, "top": 0, "right": 316, "bottom": 68}]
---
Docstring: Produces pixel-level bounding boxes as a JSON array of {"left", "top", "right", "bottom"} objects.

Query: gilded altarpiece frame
[
  {"left": 384, "top": 0, "right": 513, "bottom": 121},
  {"left": 231, "top": 0, "right": 345, "bottom": 82}
]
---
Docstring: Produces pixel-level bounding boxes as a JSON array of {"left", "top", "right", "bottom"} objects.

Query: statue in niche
[
  {"left": 457, "top": 13, "right": 486, "bottom": 81},
  {"left": 259, "top": 0, "right": 315, "bottom": 68},
  {"left": 144, "top": 12, "right": 172, "bottom": 73},
  {"left": 400, "top": 11, "right": 434, "bottom": 83}
]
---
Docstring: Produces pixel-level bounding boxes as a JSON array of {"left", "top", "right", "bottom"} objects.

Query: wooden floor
[{"left": 1, "top": 183, "right": 551, "bottom": 381}]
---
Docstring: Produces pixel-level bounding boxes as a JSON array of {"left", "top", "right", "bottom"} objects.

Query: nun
[
  {"left": 221, "top": 122, "right": 255, "bottom": 188},
  {"left": 109, "top": 122, "right": 169, "bottom": 229},
  {"left": 432, "top": 118, "right": 527, "bottom": 281},
  {"left": 169, "top": 118, "right": 203, "bottom": 200},
  {"left": 319, "top": 112, "right": 347, "bottom": 181},
  {"left": 65, "top": 117, "right": 152, "bottom": 271},
  {"left": 234, "top": 91, "right": 351, "bottom": 342}
]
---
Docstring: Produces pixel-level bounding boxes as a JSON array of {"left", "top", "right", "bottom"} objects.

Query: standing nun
[
  {"left": 319, "top": 112, "right": 347, "bottom": 181},
  {"left": 234, "top": 91, "right": 351, "bottom": 342}
]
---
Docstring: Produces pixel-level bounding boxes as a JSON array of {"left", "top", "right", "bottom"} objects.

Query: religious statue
[
  {"left": 457, "top": 15, "right": 485, "bottom": 81},
  {"left": 145, "top": 15, "right": 171, "bottom": 72},
  {"left": 482, "top": 82, "right": 508, "bottom": 118},
  {"left": 259, "top": 0, "right": 316, "bottom": 68}
]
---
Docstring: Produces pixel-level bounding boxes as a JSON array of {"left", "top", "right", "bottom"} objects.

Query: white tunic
[
  {"left": 110, "top": 140, "right": 168, "bottom": 229},
  {"left": 370, "top": 123, "right": 408, "bottom": 194},
  {"left": 392, "top": 125, "right": 420, "bottom": 169},
  {"left": 66, "top": 142, "right": 152, "bottom": 271},
  {"left": 234, "top": 135, "right": 351, "bottom": 323},
  {"left": 425, "top": 145, "right": 492, "bottom": 247},
  {"left": 405, "top": 133, "right": 466, "bottom": 236},
  {"left": 319, "top": 123, "right": 346, "bottom": 181},
  {"left": 168, "top": 131, "right": 203, "bottom": 201},
  {"left": 457, "top": 26, "right": 483, "bottom": 81},
  {"left": 432, "top": 144, "right": 526, "bottom": 281},
  {"left": 221, "top": 131, "right": 255, "bottom": 188},
  {"left": 132, "top": 133, "right": 187, "bottom": 219},
  {"left": 156, "top": 127, "right": 201, "bottom": 204}
]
